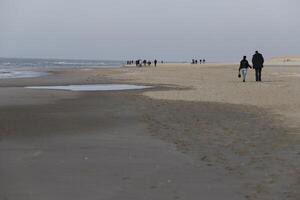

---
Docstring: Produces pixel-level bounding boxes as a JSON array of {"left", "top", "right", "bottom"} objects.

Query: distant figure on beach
[
  {"left": 199, "top": 59, "right": 202, "bottom": 64},
  {"left": 135, "top": 60, "right": 140, "bottom": 67},
  {"left": 143, "top": 60, "right": 147, "bottom": 66},
  {"left": 154, "top": 59, "right": 157, "bottom": 67},
  {"left": 147, "top": 61, "right": 151, "bottom": 66},
  {"left": 192, "top": 59, "right": 195, "bottom": 64},
  {"left": 252, "top": 51, "right": 264, "bottom": 82},
  {"left": 239, "top": 56, "right": 252, "bottom": 82},
  {"left": 203, "top": 59, "right": 206, "bottom": 64}
]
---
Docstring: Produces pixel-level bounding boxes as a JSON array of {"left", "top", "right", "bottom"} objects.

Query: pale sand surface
[
  {"left": 106, "top": 63, "right": 300, "bottom": 129},
  {"left": 266, "top": 56, "right": 300, "bottom": 66},
  {"left": 0, "top": 64, "right": 299, "bottom": 200},
  {"left": 266, "top": 56, "right": 300, "bottom": 65}
]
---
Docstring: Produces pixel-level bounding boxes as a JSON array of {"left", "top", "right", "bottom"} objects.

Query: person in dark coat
[
  {"left": 252, "top": 51, "right": 264, "bottom": 81},
  {"left": 154, "top": 59, "right": 157, "bottom": 67},
  {"left": 239, "top": 56, "right": 252, "bottom": 82},
  {"left": 135, "top": 60, "right": 140, "bottom": 67},
  {"left": 142, "top": 60, "right": 147, "bottom": 66}
]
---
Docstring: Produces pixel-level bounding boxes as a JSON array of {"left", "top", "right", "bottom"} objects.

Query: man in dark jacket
[{"left": 252, "top": 51, "right": 264, "bottom": 81}]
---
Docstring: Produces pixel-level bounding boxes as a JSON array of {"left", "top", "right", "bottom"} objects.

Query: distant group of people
[
  {"left": 126, "top": 60, "right": 135, "bottom": 65},
  {"left": 126, "top": 59, "right": 163, "bottom": 67},
  {"left": 191, "top": 59, "right": 206, "bottom": 64},
  {"left": 128, "top": 52, "right": 264, "bottom": 83},
  {"left": 239, "top": 51, "right": 264, "bottom": 82}
]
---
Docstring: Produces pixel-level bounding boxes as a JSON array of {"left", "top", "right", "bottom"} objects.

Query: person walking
[
  {"left": 154, "top": 59, "right": 157, "bottom": 67},
  {"left": 135, "top": 60, "right": 140, "bottom": 67},
  {"left": 143, "top": 60, "right": 147, "bottom": 66},
  {"left": 239, "top": 56, "right": 252, "bottom": 82},
  {"left": 252, "top": 51, "right": 264, "bottom": 81}
]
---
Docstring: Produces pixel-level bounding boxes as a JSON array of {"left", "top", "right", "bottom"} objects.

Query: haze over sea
[
  {"left": 0, "top": 57, "right": 124, "bottom": 79},
  {"left": 0, "top": 57, "right": 124, "bottom": 70}
]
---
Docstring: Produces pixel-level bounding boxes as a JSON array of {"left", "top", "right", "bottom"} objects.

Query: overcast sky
[{"left": 0, "top": 0, "right": 299, "bottom": 61}]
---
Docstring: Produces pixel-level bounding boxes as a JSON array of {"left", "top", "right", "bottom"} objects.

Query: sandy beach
[{"left": 0, "top": 63, "right": 299, "bottom": 200}]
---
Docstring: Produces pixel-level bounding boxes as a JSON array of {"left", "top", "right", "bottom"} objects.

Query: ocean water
[
  {"left": 0, "top": 57, "right": 124, "bottom": 79},
  {"left": 0, "top": 57, "right": 123, "bottom": 69}
]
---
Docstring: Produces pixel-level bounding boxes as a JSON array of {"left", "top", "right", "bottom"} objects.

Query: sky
[{"left": 0, "top": 0, "right": 299, "bottom": 62}]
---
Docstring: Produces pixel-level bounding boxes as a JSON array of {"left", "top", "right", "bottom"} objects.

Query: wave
[{"left": 0, "top": 69, "right": 48, "bottom": 79}]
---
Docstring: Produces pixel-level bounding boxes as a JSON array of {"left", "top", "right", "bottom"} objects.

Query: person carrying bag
[{"left": 239, "top": 56, "right": 252, "bottom": 82}]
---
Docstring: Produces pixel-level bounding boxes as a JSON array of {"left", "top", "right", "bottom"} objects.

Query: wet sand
[{"left": 0, "top": 64, "right": 299, "bottom": 200}]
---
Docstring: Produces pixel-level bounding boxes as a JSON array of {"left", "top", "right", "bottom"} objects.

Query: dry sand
[
  {"left": 266, "top": 56, "right": 300, "bottom": 65},
  {"left": 0, "top": 63, "right": 299, "bottom": 200},
  {"left": 107, "top": 63, "right": 300, "bottom": 129}
]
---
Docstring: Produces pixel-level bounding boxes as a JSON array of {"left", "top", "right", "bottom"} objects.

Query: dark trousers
[{"left": 255, "top": 68, "right": 262, "bottom": 81}]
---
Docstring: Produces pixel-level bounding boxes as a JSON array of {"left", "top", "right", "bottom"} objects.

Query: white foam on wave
[
  {"left": 0, "top": 70, "right": 48, "bottom": 79},
  {"left": 26, "top": 84, "right": 153, "bottom": 91}
]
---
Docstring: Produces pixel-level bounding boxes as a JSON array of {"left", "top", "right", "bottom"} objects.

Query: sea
[{"left": 0, "top": 57, "right": 124, "bottom": 79}]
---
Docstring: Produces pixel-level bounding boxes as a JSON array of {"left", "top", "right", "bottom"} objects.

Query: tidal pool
[{"left": 25, "top": 84, "right": 153, "bottom": 91}]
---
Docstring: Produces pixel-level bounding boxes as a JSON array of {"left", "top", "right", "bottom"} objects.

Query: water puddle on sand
[{"left": 25, "top": 84, "right": 153, "bottom": 91}]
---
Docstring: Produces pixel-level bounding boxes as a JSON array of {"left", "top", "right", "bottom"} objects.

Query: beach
[{"left": 0, "top": 63, "right": 299, "bottom": 200}]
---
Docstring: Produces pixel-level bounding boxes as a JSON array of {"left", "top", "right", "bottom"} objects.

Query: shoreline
[
  {"left": 1, "top": 63, "right": 300, "bottom": 128},
  {"left": 0, "top": 63, "right": 299, "bottom": 199},
  {"left": 1, "top": 62, "right": 300, "bottom": 128}
]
